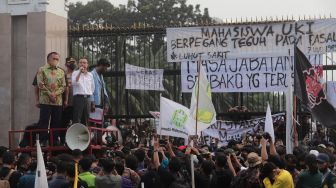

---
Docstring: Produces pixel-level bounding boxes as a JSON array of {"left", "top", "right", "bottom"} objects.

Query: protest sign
[
  {"left": 167, "top": 19, "right": 336, "bottom": 62},
  {"left": 181, "top": 55, "right": 322, "bottom": 92},
  {"left": 125, "top": 64, "right": 165, "bottom": 91}
]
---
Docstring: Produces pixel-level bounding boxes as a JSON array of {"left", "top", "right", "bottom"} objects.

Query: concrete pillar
[
  {"left": 0, "top": 13, "right": 12, "bottom": 147},
  {"left": 0, "top": 0, "right": 68, "bottom": 147}
]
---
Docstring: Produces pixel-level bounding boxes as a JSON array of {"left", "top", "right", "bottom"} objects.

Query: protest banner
[
  {"left": 181, "top": 55, "right": 322, "bottom": 92},
  {"left": 201, "top": 113, "right": 285, "bottom": 146},
  {"left": 151, "top": 109, "right": 284, "bottom": 146},
  {"left": 125, "top": 64, "right": 165, "bottom": 91},
  {"left": 167, "top": 19, "right": 336, "bottom": 62},
  {"left": 326, "top": 81, "right": 336, "bottom": 108}
]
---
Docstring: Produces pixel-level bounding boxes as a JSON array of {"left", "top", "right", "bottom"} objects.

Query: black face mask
[
  {"left": 287, "top": 165, "right": 296, "bottom": 171},
  {"left": 67, "top": 63, "right": 76, "bottom": 71}
]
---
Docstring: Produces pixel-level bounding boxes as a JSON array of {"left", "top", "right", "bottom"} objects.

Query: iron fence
[{"left": 68, "top": 22, "right": 336, "bottom": 142}]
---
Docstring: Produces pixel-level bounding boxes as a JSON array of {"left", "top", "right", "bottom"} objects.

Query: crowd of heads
[{"left": 3, "top": 122, "right": 336, "bottom": 188}]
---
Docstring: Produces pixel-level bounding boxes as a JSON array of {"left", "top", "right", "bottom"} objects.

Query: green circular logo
[{"left": 171, "top": 109, "right": 188, "bottom": 128}]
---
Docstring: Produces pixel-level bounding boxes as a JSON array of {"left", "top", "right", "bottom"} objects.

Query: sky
[{"left": 69, "top": 0, "right": 336, "bottom": 21}]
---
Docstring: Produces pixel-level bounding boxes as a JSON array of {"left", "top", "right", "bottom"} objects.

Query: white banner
[
  {"left": 201, "top": 113, "right": 285, "bottom": 146},
  {"left": 167, "top": 19, "right": 336, "bottom": 62},
  {"left": 125, "top": 64, "right": 165, "bottom": 91},
  {"left": 327, "top": 81, "right": 336, "bottom": 108},
  {"left": 181, "top": 55, "right": 322, "bottom": 93}
]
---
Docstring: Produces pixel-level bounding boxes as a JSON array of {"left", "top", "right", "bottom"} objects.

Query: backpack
[
  {"left": 121, "top": 176, "right": 134, "bottom": 188},
  {"left": 122, "top": 168, "right": 139, "bottom": 188},
  {"left": 231, "top": 169, "right": 261, "bottom": 188}
]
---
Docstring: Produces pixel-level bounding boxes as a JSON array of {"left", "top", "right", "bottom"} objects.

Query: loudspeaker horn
[{"left": 66, "top": 123, "right": 91, "bottom": 151}]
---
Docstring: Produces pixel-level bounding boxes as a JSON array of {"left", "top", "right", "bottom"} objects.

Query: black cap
[
  {"left": 317, "top": 153, "right": 330, "bottom": 163},
  {"left": 66, "top": 57, "right": 76, "bottom": 63},
  {"left": 97, "top": 58, "right": 110, "bottom": 67}
]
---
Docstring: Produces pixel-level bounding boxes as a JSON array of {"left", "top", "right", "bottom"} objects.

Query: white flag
[
  {"left": 190, "top": 64, "right": 216, "bottom": 134},
  {"left": 265, "top": 103, "right": 275, "bottom": 142},
  {"left": 34, "top": 140, "right": 48, "bottom": 188},
  {"left": 159, "top": 96, "right": 190, "bottom": 139}
]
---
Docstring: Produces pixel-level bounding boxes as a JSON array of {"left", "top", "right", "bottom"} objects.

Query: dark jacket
[
  {"left": 210, "top": 168, "right": 233, "bottom": 188},
  {"left": 49, "top": 175, "right": 68, "bottom": 188},
  {"left": 321, "top": 171, "right": 336, "bottom": 188},
  {"left": 95, "top": 174, "right": 122, "bottom": 188}
]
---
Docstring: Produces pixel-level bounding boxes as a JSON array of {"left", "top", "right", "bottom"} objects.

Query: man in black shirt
[{"left": 210, "top": 154, "right": 234, "bottom": 188}]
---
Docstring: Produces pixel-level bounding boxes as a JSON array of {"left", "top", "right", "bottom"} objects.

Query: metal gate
[{"left": 68, "top": 22, "right": 336, "bottom": 142}]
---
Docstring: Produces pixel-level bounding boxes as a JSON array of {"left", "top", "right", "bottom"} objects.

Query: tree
[{"left": 68, "top": 0, "right": 212, "bottom": 26}]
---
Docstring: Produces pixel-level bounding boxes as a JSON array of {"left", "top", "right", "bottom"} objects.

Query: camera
[
  {"left": 105, "top": 134, "right": 117, "bottom": 147},
  {"left": 263, "top": 132, "right": 271, "bottom": 140},
  {"left": 256, "top": 132, "right": 271, "bottom": 140},
  {"left": 159, "top": 139, "right": 166, "bottom": 146}
]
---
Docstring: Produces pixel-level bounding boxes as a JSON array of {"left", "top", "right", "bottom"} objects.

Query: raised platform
[{"left": 9, "top": 127, "right": 118, "bottom": 156}]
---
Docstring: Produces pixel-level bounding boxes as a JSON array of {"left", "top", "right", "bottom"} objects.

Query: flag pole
[
  {"left": 195, "top": 56, "right": 201, "bottom": 136},
  {"left": 285, "top": 48, "right": 294, "bottom": 154},
  {"left": 293, "top": 96, "right": 298, "bottom": 147},
  {"left": 159, "top": 94, "right": 163, "bottom": 139}
]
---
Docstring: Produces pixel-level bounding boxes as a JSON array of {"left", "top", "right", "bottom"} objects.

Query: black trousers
[
  {"left": 72, "top": 95, "right": 90, "bottom": 125},
  {"left": 60, "top": 106, "right": 73, "bottom": 143},
  {"left": 39, "top": 104, "right": 62, "bottom": 144}
]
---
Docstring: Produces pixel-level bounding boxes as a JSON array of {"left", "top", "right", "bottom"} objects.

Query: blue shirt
[
  {"left": 18, "top": 171, "right": 35, "bottom": 188},
  {"left": 90, "top": 69, "right": 109, "bottom": 106}
]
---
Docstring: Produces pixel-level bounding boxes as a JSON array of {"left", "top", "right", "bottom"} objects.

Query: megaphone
[{"left": 66, "top": 123, "right": 91, "bottom": 151}]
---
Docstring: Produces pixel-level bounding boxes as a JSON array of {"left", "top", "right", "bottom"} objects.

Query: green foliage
[{"left": 68, "top": 0, "right": 212, "bottom": 26}]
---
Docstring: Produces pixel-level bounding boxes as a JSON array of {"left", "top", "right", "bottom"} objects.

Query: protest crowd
[
  {"left": 1, "top": 51, "right": 336, "bottom": 188},
  {"left": 2, "top": 121, "right": 336, "bottom": 188}
]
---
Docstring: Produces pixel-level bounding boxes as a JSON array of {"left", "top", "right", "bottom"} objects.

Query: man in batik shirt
[{"left": 37, "top": 52, "right": 66, "bottom": 146}]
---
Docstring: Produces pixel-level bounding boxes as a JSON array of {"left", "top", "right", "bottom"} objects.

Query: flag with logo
[
  {"left": 294, "top": 46, "right": 336, "bottom": 128},
  {"left": 159, "top": 96, "right": 190, "bottom": 139},
  {"left": 34, "top": 139, "right": 48, "bottom": 188},
  {"left": 265, "top": 103, "right": 275, "bottom": 142},
  {"left": 190, "top": 63, "right": 216, "bottom": 134}
]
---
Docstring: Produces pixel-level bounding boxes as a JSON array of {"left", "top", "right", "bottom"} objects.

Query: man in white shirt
[{"left": 72, "top": 57, "right": 95, "bottom": 125}]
